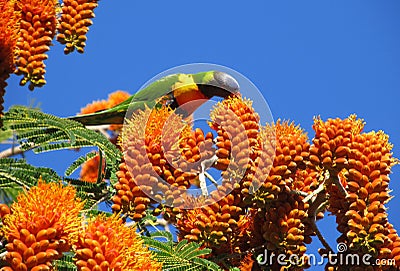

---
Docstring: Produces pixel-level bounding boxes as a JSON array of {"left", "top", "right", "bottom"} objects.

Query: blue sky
[{"left": 2, "top": 1, "right": 400, "bottom": 269}]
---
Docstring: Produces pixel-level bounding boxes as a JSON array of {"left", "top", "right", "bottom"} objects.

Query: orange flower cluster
[
  {"left": 384, "top": 223, "right": 400, "bottom": 266},
  {"left": 14, "top": 0, "right": 58, "bottom": 90},
  {"left": 79, "top": 90, "right": 130, "bottom": 115},
  {"left": 309, "top": 116, "right": 364, "bottom": 243},
  {"left": 56, "top": 0, "right": 98, "bottom": 54},
  {"left": 111, "top": 161, "right": 152, "bottom": 220},
  {"left": 114, "top": 96, "right": 314, "bottom": 268},
  {"left": 172, "top": 97, "right": 262, "bottom": 261},
  {"left": 252, "top": 121, "right": 310, "bottom": 206},
  {"left": 1, "top": 180, "right": 84, "bottom": 271},
  {"left": 79, "top": 90, "right": 130, "bottom": 131},
  {"left": 79, "top": 153, "right": 105, "bottom": 183},
  {"left": 175, "top": 99, "right": 314, "bottom": 268},
  {"left": 74, "top": 214, "right": 162, "bottom": 271},
  {"left": 102, "top": 92, "right": 400, "bottom": 270},
  {"left": 255, "top": 195, "right": 310, "bottom": 270},
  {"left": 0, "top": 0, "right": 19, "bottom": 120},
  {"left": 174, "top": 127, "right": 215, "bottom": 187},
  {"left": 247, "top": 122, "right": 312, "bottom": 270},
  {"left": 0, "top": 0, "right": 101, "bottom": 102},
  {"left": 208, "top": 96, "right": 279, "bottom": 214},
  {"left": 114, "top": 106, "right": 198, "bottom": 220},
  {"left": 311, "top": 116, "right": 399, "bottom": 270},
  {"left": 344, "top": 131, "right": 393, "bottom": 253},
  {"left": 310, "top": 115, "right": 364, "bottom": 171},
  {"left": 176, "top": 193, "right": 246, "bottom": 255},
  {"left": 210, "top": 97, "right": 260, "bottom": 187}
]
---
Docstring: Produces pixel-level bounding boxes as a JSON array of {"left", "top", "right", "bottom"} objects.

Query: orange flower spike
[
  {"left": 273, "top": 120, "right": 309, "bottom": 184},
  {"left": 310, "top": 115, "right": 364, "bottom": 170},
  {"left": 252, "top": 121, "right": 309, "bottom": 206},
  {"left": 177, "top": 127, "right": 215, "bottom": 187},
  {"left": 119, "top": 106, "right": 193, "bottom": 216},
  {"left": 79, "top": 153, "right": 105, "bottom": 183},
  {"left": 342, "top": 130, "right": 398, "bottom": 258},
  {"left": 210, "top": 96, "right": 261, "bottom": 197},
  {"left": 258, "top": 208, "right": 310, "bottom": 269},
  {"left": 107, "top": 90, "right": 130, "bottom": 107},
  {"left": 2, "top": 179, "right": 84, "bottom": 271},
  {"left": 75, "top": 214, "right": 162, "bottom": 271},
  {"left": 0, "top": 0, "right": 19, "bottom": 121},
  {"left": 261, "top": 196, "right": 309, "bottom": 256},
  {"left": 78, "top": 90, "right": 130, "bottom": 130},
  {"left": 14, "top": 0, "right": 58, "bottom": 90},
  {"left": 381, "top": 223, "right": 400, "bottom": 268},
  {"left": 243, "top": 124, "right": 275, "bottom": 197},
  {"left": 111, "top": 161, "right": 152, "bottom": 221},
  {"left": 79, "top": 99, "right": 109, "bottom": 115},
  {"left": 56, "top": 0, "right": 99, "bottom": 54},
  {"left": 210, "top": 96, "right": 260, "bottom": 160},
  {"left": 176, "top": 197, "right": 246, "bottom": 255}
]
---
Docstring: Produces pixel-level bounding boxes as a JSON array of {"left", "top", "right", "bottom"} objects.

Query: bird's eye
[{"left": 213, "top": 71, "right": 240, "bottom": 93}]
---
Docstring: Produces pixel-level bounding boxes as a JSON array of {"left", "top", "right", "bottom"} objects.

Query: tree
[{"left": 1, "top": 1, "right": 399, "bottom": 270}]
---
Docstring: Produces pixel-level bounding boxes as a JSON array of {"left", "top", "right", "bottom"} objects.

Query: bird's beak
[
  {"left": 198, "top": 71, "right": 240, "bottom": 99},
  {"left": 212, "top": 71, "right": 240, "bottom": 96}
]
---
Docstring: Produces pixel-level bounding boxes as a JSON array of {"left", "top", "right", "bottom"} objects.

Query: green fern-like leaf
[
  {"left": 3, "top": 106, "right": 121, "bottom": 178},
  {"left": 65, "top": 178, "right": 107, "bottom": 193},
  {"left": 65, "top": 151, "right": 98, "bottom": 176},
  {"left": 64, "top": 177, "right": 109, "bottom": 211},
  {"left": 143, "top": 231, "right": 221, "bottom": 271},
  {"left": 0, "top": 158, "right": 59, "bottom": 188},
  {"left": 84, "top": 209, "right": 114, "bottom": 217},
  {"left": 0, "top": 158, "right": 110, "bottom": 209},
  {"left": 0, "top": 184, "right": 22, "bottom": 204},
  {"left": 0, "top": 158, "right": 60, "bottom": 204},
  {"left": 0, "top": 125, "right": 13, "bottom": 142},
  {"left": 53, "top": 254, "right": 77, "bottom": 271}
]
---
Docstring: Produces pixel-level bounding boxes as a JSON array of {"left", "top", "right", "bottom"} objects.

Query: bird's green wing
[
  {"left": 68, "top": 73, "right": 181, "bottom": 125},
  {"left": 67, "top": 71, "right": 226, "bottom": 126}
]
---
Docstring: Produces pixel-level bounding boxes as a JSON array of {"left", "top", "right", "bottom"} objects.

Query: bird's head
[
  {"left": 170, "top": 71, "right": 241, "bottom": 117},
  {"left": 192, "top": 70, "right": 240, "bottom": 99}
]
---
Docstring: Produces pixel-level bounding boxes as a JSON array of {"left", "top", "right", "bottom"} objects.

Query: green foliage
[
  {"left": 53, "top": 254, "right": 77, "bottom": 271},
  {"left": 0, "top": 126, "right": 12, "bottom": 142},
  {"left": 0, "top": 158, "right": 59, "bottom": 189},
  {"left": 143, "top": 231, "right": 222, "bottom": 271},
  {"left": 3, "top": 106, "right": 121, "bottom": 176},
  {"left": 0, "top": 105, "right": 125, "bottom": 213},
  {"left": 0, "top": 185, "right": 22, "bottom": 203},
  {"left": 136, "top": 212, "right": 159, "bottom": 236},
  {"left": 0, "top": 157, "right": 111, "bottom": 210},
  {"left": 64, "top": 177, "right": 110, "bottom": 211},
  {"left": 65, "top": 151, "right": 98, "bottom": 177}
]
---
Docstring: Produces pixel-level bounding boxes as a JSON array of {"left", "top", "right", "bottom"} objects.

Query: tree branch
[{"left": 0, "top": 145, "right": 24, "bottom": 158}]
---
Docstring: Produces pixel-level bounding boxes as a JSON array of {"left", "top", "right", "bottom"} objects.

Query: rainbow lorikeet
[{"left": 69, "top": 71, "right": 240, "bottom": 125}]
